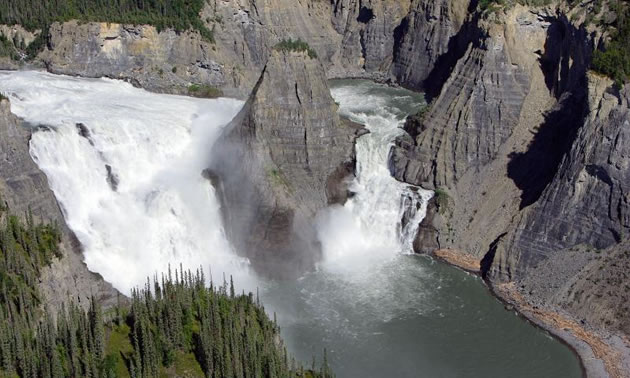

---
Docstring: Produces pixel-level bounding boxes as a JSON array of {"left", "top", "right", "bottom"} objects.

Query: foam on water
[
  {"left": 0, "top": 70, "right": 252, "bottom": 294},
  {"left": 0, "top": 72, "right": 430, "bottom": 298},
  {"left": 317, "top": 80, "right": 432, "bottom": 275}
]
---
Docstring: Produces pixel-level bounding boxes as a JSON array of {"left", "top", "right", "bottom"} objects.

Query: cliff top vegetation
[
  {"left": 591, "top": 1, "right": 630, "bottom": 87},
  {"left": 0, "top": 0, "right": 214, "bottom": 60}
]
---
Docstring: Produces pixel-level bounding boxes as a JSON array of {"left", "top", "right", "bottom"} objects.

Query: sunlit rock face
[{"left": 210, "top": 50, "right": 358, "bottom": 276}]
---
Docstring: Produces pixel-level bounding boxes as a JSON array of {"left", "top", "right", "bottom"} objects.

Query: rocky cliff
[
  {"left": 0, "top": 99, "right": 118, "bottom": 313},
  {"left": 388, "top": 3, "right": 630, "bottom": 376},
  {"left": 7, "top": 0, "right": 470, "bottom": 98},
  {"left": 390, "top": 5, "right": 591, "bottom": 256},
  {"left": 209, "top": 49, "right": 358, "bottom": 276},
  {"left": 39, "top": 21, "right": 236, "bottom": 95}
]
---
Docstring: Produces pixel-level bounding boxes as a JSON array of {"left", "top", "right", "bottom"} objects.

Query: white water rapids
[
  {"left": 0, "top": 71, "right": 251, "bottom": 293},
  {"left": 0, "top": 71, "right": 430, "bottom": 293},
  {"left": 318, "top": 81, "right": 432, "bottom": 274}
]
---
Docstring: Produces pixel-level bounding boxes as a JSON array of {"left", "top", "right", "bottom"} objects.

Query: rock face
[
  {"left": 0, "top": 99, "right": 118, "bottom": 313},
  {"left": 492, "top": 78, "right": 630, "bottom": 283},
  {"left": 390, "top": 0, "right": 470, "bottom": 91},
  {"left": 27, "top": 0, "right": 466, "bottom": 97},
  {"left": 389, "top": 2, "right": 630, "bottom": 372},
  {"left": 210, "top": 49, "right": 358, "bottom": 276},
  {"left": 40, "top": 21, "right": 234, "bottom": 95},
  {"left": 390, "top": 5, "right": 593, "bottom": 257}
]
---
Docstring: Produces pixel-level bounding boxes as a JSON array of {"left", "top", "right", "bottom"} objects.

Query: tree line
[
  {"left": 0, "top": 198, "right": 333, "bottom": 377},
  {"left": 0, "top": 0, "right": 214, "bottom": 58}
]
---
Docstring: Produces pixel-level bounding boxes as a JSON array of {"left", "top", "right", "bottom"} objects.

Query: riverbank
[{"left": 432, "top": 249, "right": 630, "bottom": 378}]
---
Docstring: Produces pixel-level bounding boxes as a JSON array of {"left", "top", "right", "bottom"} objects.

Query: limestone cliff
[
  {"left": 390, "top": 0, "right": 470, "bottom": 91},
  {"left": 0, "top": 99, "right": 118, "bottom": 313},
  {"left": 390, "top": 5, "right": 592, "bottom": 256},
  {"left": 210, "top": 49, "right": 358, "bottom": 276},
  {"left": 39, "top": 21, "right": 236, "bottom": 95}
]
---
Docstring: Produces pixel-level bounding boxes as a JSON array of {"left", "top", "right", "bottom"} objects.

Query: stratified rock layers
[{"left": 210, "top": 49, "right": 357, "bottom": 275}]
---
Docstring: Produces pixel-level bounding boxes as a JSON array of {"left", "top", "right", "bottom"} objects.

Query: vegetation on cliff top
[
  {"left": 0, "top": 35, "right": 20, "bottom": 60},
  {"left": 0, "top": 202, "right": 332, "bottom": 377},
  {"left": 274, "top": 39, "right": 318, "bottom": 59},
  {"left": 591, "top": 2, "right": 630, "bottom": 87},
  {"left": 0, "top": 0, "right": 214, "bottom": 57}
]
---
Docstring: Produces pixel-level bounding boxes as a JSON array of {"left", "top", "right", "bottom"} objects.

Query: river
[{"left": 0, "top": 71, "right": 582, "bottom": 378}]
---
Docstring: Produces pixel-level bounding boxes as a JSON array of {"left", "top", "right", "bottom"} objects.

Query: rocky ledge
[{"left": 389, "top": 3, "right": 630, "bottom": 377}]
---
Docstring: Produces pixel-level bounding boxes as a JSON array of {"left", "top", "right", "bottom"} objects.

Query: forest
[
  {"left": 0, "top": 0, "right": 214, "bottom": 42},
  {"left": 0, "top": 200, "right": 332, "bottom": 378}
]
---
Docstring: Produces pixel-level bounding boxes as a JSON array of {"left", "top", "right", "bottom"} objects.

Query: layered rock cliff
[
  {"left": 9, "top": 0, "right": 469, "bottom": 98},
  {"left": 389, "top": 3, "right": 630, "bottom": 375},
  {"left": 209, "top": 49, "right": 358, "bottom": 276},
  {"left": 0, "top": 99, "right": 118, "bottom": 313},
  {"left": 391, "top": 5, "right": 591, "bottom": 255}
]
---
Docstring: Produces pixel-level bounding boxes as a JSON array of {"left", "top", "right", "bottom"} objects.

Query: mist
[{"left": 0, "top": 70, "right": 254, "bottom": 294}]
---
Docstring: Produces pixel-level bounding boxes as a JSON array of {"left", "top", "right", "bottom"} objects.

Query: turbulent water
[
  {"left": 0, "top": 72, "right": 582, "bottom": 378},
  {"left": 0, "top": 70, "right": 253, "bottom": 293},
  {"left": 316, "top": 80, "right": 432, "bottom": 272},
  {"left": 261, "top": 80, "right": 583, "bottom": 378}
]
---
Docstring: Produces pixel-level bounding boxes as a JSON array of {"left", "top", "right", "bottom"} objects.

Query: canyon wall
[
  {"left": 13, "top": 0, "right": 469, "bottom": 98},
  {"left": 389, "top": 2, "right": 630, "bottom": 374}
]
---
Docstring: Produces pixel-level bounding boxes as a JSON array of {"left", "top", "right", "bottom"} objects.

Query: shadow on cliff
[
  {"left": 417, "top": 1, "right": 482, "bottom": 100},
  {"left": 507, "top": 17, "right": 590, "bottom": 209}
]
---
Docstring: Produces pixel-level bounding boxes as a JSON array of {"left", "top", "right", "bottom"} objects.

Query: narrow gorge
[{"left": 1, "top": 0, "right": 629, "bottom": 376}]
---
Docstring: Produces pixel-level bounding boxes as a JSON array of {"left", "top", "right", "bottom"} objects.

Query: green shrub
[
  {"left": 0, "top": 34, "right": 19, "bottom": 60},
  {"left": 187, "top": 84, "right": 223, "bottom": 98},
  {"left": 434, "top": 188, "right": 450, "bottom": 214},
  {"left": 274, "top": 38, "right": 318, "bottom": 59},
  {"left": 591, "top": 3, "right": 630, "bottom": 87}
]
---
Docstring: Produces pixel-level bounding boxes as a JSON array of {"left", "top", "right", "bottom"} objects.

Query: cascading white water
[
  {"left": 1, "top": 73, "right": 583, "bottom": 377},
  {"left": 0, "top": 71, "right": 429, "bottom": 294},
  {"left": 0, "top": 71, "right": 253, "bottom": 294},
  {"left": 317, "top": 80, "right": 433, "bottom": 273}
]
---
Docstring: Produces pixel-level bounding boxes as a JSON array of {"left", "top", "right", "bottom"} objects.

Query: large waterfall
[
  {"left": 0, "top": 71, "right": 583, "bottom": 378},
  {"left": 0, "top": 71, "right": 432, "bottom": 291},
  {"left": 0, "top": 71, "right": 252, "bottom": 293}
]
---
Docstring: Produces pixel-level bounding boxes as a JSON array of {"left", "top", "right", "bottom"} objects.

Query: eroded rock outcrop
[
  {"left": 0, "top": 99, "right": 118, "bottom": 313},
  {"left": 39, "top": 21, "right": 237, "bottom": 95},
  {"left": 210, "top": 49, "right": 358, "bottom": 276},
  {"left": 390, "top": 5, "right": 592, "bottom": 257}
]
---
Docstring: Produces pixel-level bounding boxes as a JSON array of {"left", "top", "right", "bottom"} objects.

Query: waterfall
[
  {"left": 0, "top": 71, "right": 253, "bottom": 294},
  {"left": 0, "top": 71, "right": 431, "bottom": 293},
  {"left": 317, "top": 80, "right": 433, "bottom": 273}
]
